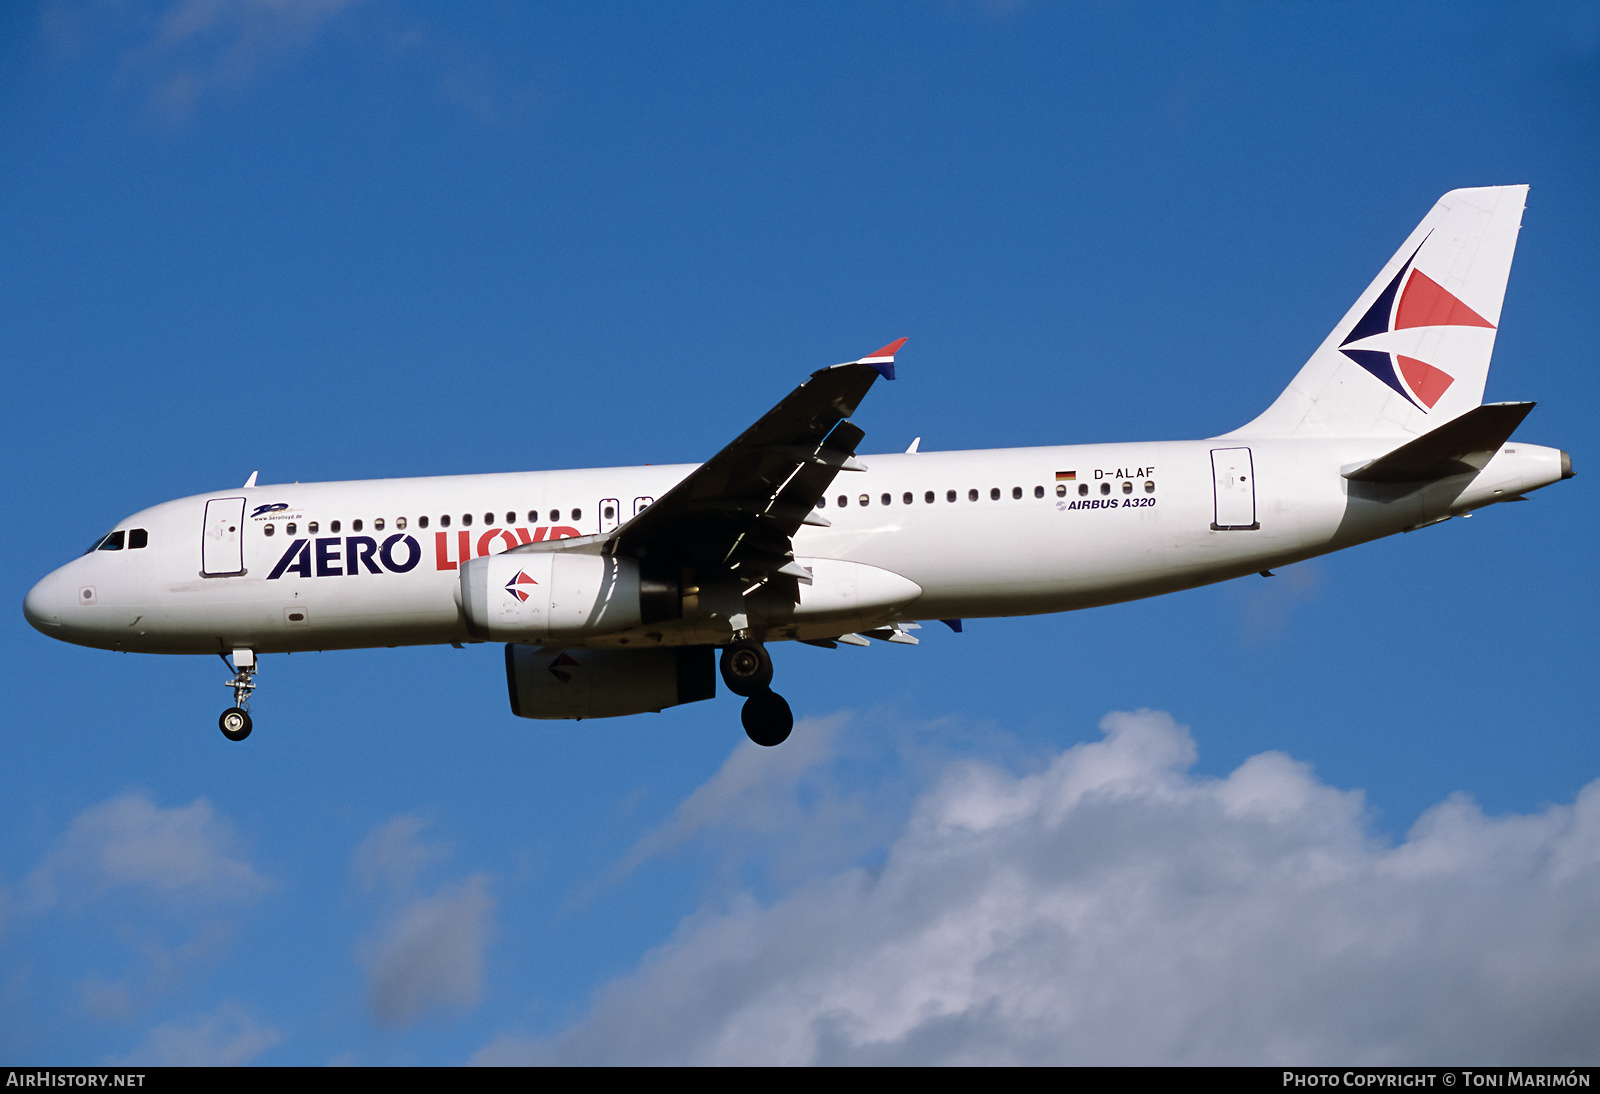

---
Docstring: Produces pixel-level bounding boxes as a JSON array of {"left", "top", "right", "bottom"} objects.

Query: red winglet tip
[{"left": 869, "top": 337, "right": 908, "bottom": 360}]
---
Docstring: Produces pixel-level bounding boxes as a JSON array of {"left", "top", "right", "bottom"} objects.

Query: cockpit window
[
  {"left": 97, "top": 530, "right": 125, "bottom": 551},
  {"left": 129, "top": 528, "right": 148, "bottom": 549}
]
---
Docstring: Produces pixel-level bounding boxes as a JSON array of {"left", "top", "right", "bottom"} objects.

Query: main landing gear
[
  {"left": 721, "top": 639, "right": 793, "bottom": 747},
  {"left": 218, "top": 649, "right": 256, "bottom": 742}
]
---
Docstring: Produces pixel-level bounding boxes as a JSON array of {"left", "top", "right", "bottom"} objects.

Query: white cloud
[
  {"left": 351, "top": 815, "right": 495, "bottom": 1026},
  {"left": 117, "top": 0, "right": 365, "bottom": 123},
  {"left": 478, "top": 710, "right": 1600, "bottom": 1065},
  {"left": 609, "top": 713, "right": 847, "bottom": 881},
  {"left": 116, "top": 1000, "right": 281, "bottom": 1066},
  {"left": 26, "top": 793, "right": 267, "bottom": 911},
  {"left": 13, "top": 794, "right": 268, "bottom": 1020},
  {"left": 363, "top": 874, "right": 495, "bottom": 1026},
  {"left": 351, "top": 814, "right": 449, "bottom": 897},
  {"left": 1240, "top": 560, "right": 1323, "bottom": 638}
]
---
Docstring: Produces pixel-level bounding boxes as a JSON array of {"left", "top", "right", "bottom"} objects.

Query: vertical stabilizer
[{"left": 1226, "top": 186, "right": 1526, "bottom": 439}]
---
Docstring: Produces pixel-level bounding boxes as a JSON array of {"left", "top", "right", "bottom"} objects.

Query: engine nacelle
[
  {"left": 505, "top": 644, "right": 716, "bottom": 719},
  {"left": 462, "top": 551, "right": 646, "bottom": 641}
]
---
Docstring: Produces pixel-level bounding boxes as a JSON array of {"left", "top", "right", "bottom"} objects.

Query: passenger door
[
  {"left": 1209, "top": 448, "right": 1258, "bottom": 530},
  {"left": 201, "top": 497, "right": 248, "bottom": 575}
]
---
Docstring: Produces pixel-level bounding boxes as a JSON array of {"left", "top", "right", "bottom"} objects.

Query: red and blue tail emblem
[
  {"left": 504, "top": 570, "right": 537, "bottom": 602},
  {"left": 1340, "top": 242, "right": 1495, "bottom": 411}
]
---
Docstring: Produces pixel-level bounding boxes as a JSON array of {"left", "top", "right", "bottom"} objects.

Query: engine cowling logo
[{"left": 505, "top": 570, "right": 538, "bottom": 602}]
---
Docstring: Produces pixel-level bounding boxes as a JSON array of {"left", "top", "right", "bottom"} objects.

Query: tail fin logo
[
  {"left": 1339, "top": 243, "right": 1495, "bottom": 411},
  {"left": 504, "top": 570, "right": 538, "bottom": 602}
]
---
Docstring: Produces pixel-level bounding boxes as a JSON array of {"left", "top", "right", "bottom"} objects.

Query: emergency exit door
[
  {"left": 1210, "top": 448, "right": 1258, "bottom": 530},
  {"left": 202, "top": 497, "right": 247, "bottom": 576}
]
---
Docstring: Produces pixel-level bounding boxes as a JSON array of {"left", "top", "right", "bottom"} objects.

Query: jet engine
[
  {"left": 460, "top": 551, "right": 677, "bottom": 641},
  {"left": 504, "top": 644, "right": 715, "bottom": 719}
]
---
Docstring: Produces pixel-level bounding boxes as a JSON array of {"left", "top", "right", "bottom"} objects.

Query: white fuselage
[{"left": 22, "top": 437, "right": 1568, "bottom": 658}]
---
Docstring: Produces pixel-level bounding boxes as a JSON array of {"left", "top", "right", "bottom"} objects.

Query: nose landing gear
[
  {"left": 218, "top": 649, "right": 256, "bottom": 742},
  {"left": 721, "top": 639, "right": 793, "bottom": 747}
]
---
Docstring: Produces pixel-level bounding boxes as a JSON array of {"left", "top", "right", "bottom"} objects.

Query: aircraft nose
[{"left": 23, "top": 570, "right": 64, "bottom": 632}]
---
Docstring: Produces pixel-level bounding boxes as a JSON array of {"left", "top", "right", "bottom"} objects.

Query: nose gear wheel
[
  {"left": 219, "top": 707, "right": 252, "bottom": 741},
  {"left": 218, "top": 652, "right": 257, "bottom": 742}
]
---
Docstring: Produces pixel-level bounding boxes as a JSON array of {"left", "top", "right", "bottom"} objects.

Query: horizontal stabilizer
[{"left": 1344, "top": 401, "right": 1535, "bottom": 483}]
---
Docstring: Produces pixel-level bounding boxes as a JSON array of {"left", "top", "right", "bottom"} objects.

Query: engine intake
[{"left": 462, "top": 551, "right": 647, "bottom": 641}]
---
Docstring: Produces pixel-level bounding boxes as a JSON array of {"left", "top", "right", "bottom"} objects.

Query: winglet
[
  {"left": 855, "top": 337, "right": 908, "bottom": 380},
  {"left": 243, "top": 471, "right": 258, "bottom": 488}
]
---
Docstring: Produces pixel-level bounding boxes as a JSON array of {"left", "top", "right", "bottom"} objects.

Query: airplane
[{"left": 23, "top": 185, "right": 1571, "bottom": 748}]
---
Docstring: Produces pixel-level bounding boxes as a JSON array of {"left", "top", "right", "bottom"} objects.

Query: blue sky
[{"left": 2, "top": 1, "right": 1597, "bottom": 1065}]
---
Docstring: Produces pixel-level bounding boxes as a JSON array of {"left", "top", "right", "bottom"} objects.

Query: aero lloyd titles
[{"left": 265, "top": 523, "right": 585, "bottom": 579}]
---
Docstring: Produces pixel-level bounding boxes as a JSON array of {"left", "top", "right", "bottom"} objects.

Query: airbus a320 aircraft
[{"left": 24, "top": 186, "right": 1571, "bottom": 747}]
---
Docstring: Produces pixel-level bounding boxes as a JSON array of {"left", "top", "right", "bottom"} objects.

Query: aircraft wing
[{"left": 605, "top": 338, "right": 906, "bottom": 597}]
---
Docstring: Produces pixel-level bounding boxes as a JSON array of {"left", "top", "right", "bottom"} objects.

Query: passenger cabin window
[
  {"left": 968, "top": 489, "right": 979, "bottom": 502},
  {"left": 903, "top": 492, "right": 913, "bottom": 505},
  {"left": 1078, "top": 483, "right": 1088, "bottom": 496},
  {"left": 1144, "top": 481, "right": 1155, "bottom": 493},
  {"left": 98, "top": 530, "right": 125, "bottom": 551},
  {"left": 374, "top": 518, "right": 385, "bottom": 531},
  {"left": 286, "top": 523, "right": 297, "bottom": 535},
  {"left": 925, "top": 491, "right": 935, "bottom": 504},
  {"left": 815, "top": 498, "right": 826, "bottom": 509},
  {"left": 571, "top": 508, "right": 581, "bottom": 521},
  {"left": 947, "top": 490, "right": 956, "bottom": 502},
  {"left": 483, "top": 512, "right": 493, "bottom": 525},
  {"left": 603, "top": 504, "right": 615, "bottom": 520},
  {"left": 353, "top": 519, "right": 363, "bottom": 532},
  {"left": 990, "top": 488, "right": 1000, "bottom": 501},
  {"left": 263, "top": 524, "right": 276, "bottom": 537},
  {"left": 881, "top": 493, "right": 891, "bottom": 506},
  {"left": 527, "top": 511, "right": 538, "bottom": 522},
  {"left": 858, "top": 494, "right": 869, "bottom": 507},
  {"left": 1012, "top": 487, "right": 1022, "bottom": 500},
  {"left": 1122, "top": 481, "right": 1133, "bottom": 494},
  {"left": 419, "top": 516, "right": 430, "bottom": 529},
  {"left": 506, "top": 511, "right": 516, "bottom": 524},
  {"left": 397, "top": 517, "right": 408, "bottom": 530},
  {"left": 308, "top": 522, "right": 319, "bottom": 534},
  {"left": 1100, "top": 483, "right": 1110, "bottom": 495},
  {"left": 330, "top": 520, "right": 341, "bottom": 533},
  {"left": 1034, "top": 486, "right": 1044, "bottom": 498},
  {"left": 837, "top": 495, "right": 847, "bottom": 508},
  {"left": 462, "top": 513, "right": 472, "bottom": 526},
  {"left": 549, "top": 509, "right": 560, "bottom": 522}
]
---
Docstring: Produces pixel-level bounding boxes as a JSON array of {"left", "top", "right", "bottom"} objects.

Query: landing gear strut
[
  {"left": 720, "top": 640, "right": 792, "bottom": 746},
  {"left": 219, "top": 649, "right": 256, "bottom": 742}
]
